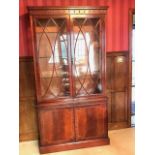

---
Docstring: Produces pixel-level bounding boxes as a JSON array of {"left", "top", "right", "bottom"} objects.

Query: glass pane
[
  {"left": 132, "top": 29, "right": 135, "bottom": 61},
  {"left": 72, "top": 18, "right": 102, "bottom": 96},
  {"left": 35, "top": 18, "right": 70, "bottom": 98},
  {"left": 132, "top": 60, "right": 135, "bottom": 86},
  {"left": 132, "top": 87, "right": 135, "bottom": 115}
]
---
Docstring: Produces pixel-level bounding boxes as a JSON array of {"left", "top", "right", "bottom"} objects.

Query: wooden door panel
[
  {"left": 107, "top": 93, "right": 112, "bottom": 123},
  {"left": 112, "top": 92, "right": 127, "bottom": 122},
  {"left": 106, "top": 52, "right": 130, "bottom": 129},
  {"left": 19, "top": 57, "right": 38, "bottom": 141},
  {"left": 106, "top": 57, "right": 113, "bottom": 90},
  {"left": 19, "top": 99, "right": 38, "bottom": 141},
  {"left": 38, "top": 107, "right": 75, "bottom": 146},
  {"left": 114, "top": 56, "right": 127, "bottom": 91},
  {"left": 19, "top": 58, "right": 35, "bottom": 98},
  {"left": 75, "top": 104, "right": 107, "bottom": 140}
]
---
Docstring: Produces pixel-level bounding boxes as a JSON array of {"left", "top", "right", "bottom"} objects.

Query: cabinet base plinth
[{"left": 39, "top": 138, "right": 110, "bottom": 154}]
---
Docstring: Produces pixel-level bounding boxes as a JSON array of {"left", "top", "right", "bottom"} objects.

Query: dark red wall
[{"left": 19, "top": 0, "right": 135, "bottom": 56}]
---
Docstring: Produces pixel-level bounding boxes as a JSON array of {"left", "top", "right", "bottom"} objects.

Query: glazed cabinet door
[
  {"left": 33, "top": 16, "right": 71, "bottom": 100},
  {"left": 38, "top": 107, "right": 75, "bottom": 146},
  {"left": 70, "top": 16, "right": 105, "bottom": 97}
]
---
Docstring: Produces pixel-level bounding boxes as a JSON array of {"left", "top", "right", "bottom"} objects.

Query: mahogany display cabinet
[{"left": 28, "top": 6, "right": 110, "bottom": 154}]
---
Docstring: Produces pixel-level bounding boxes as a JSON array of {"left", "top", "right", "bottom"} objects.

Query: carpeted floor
[{"left": 19, "top": 128, "right": 135, "bottom": 155}]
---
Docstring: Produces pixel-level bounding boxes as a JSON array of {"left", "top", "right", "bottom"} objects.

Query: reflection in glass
[
  {"left": 35, "top": 18, "right": 70, "bottom": 98},
  {"left": 72, "top": 18, "right": 103, "bottom": 96}
]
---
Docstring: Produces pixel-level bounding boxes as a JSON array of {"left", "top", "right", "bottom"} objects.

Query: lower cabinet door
[
  {"left": 38, "top": 107, "right": 75, "bottom": 146},
  {"left": 75, "top": 104, "right": 108, "bottom": 140}
]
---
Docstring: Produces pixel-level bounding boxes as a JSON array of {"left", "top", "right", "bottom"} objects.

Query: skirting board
[{"left": 39, "top": 137, "right": 110, "bottom": 154}]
